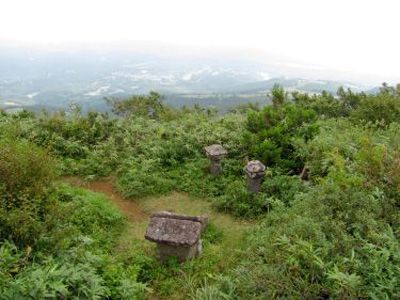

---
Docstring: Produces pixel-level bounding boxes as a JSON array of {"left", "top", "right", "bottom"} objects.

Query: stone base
[
  {"left": 157, "top": 241, "right": 201, "bottom": 262},
  {"left": 209, "top": 160, "right": 222, "bottom": 175},
  {"left": 247, "top": 176, "right": 263, "bottom": 193}
]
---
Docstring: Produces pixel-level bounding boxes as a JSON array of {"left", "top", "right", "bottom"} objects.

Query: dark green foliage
[
  {"left": 0, "top": 185, "right": 148, "bottom": 299},
  {"left": 3, "top": 85, "right": 400, "bottom": 299},
  {"left": 106, "top": 91, "right": 166, "bottom": 118},
  {"left": 215, "top": 174, "right": 304, "bottom": 218},
  {"left": 0, "top": 135, "right": 148, "bottom": 298},
  {"left": 0, "top": 249, "right": 108, "bottom": 300},
  {"left": 292, "top": 90, "right": 345, "bottom": 118},
  {"left": 0, "top": 107, "right": 119, "bottom": 178},
  {"left": 207, "top": 118, "right": 400, "bottom": 299},
  {"left": 244, "top": 100, "right": 318, "bottom": 171},
  {"left": 116, "top": 159, "right": 175, "bottom": 198},
  {"left": 261, "top": 174, "right": 305, "bottom": 206},
  {"left": 351, "top": 92, "right": 400, "bottom": 126},
  {"left": 271, "top": 83, "right": 287, "bottom": 107},
  {"left": 0, "top": 138, "right": 55, "bottom": 246},
  {"left": 337, "top": 86, "right": 367, "bottom": 114},
  {"left": 215, "top": 180, "right": 269, "bottom": 218},
  {"left": 0, "top": 138, "right": 55, "bottom": 207},
  {"left": 114, "top": 112, "right": 246, "bottom": 199}
]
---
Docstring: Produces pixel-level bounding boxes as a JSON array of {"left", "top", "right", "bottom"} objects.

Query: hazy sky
[{"left": 1, "top": 0, "right": 400, "bottom": 81}]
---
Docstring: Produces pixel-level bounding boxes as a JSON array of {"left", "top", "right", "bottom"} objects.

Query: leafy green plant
[
  {"left": 0, "top": 138, "right": 56, "bottom": 246},
  {"left": 244, "top": 97, "right": 319, "bottom": 171}
]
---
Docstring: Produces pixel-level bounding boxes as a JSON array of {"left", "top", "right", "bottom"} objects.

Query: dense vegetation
[{"left": 1, "top": 84, "right": 400, "bottom": 299}]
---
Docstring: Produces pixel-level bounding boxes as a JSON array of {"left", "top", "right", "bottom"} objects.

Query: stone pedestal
[
  {"left": 204, "top": 144, "right": 227, "bottom": 175},
  {"left": 246, "top": 175, "right": 264, "bottom": 193},
  {"left": 244, "top": 160, "right": 266, "bottom": 193},
  {"left": 157, "top": 242, "right": 200, "bottom": 262},
  {"left": 145, "top": 211, "right": 208, "bottom": 263},
  {"left": 300, "top": 166, "right": 310, "bottom": 181},
  {"left": 209, "top": 158, "right": 223, "bottom": 174}
]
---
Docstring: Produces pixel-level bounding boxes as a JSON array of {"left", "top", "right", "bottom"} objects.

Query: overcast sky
[{"left": 1, "top": 0, "right": 400, "bottom": 81}]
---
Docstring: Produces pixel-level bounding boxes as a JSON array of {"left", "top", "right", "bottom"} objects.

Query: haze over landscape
[
  {"left": 3, "top": 1, "right": 400, "bottom": 299},
  {"left": 1, "top": 0, "right": 400, "bottom": 111}
]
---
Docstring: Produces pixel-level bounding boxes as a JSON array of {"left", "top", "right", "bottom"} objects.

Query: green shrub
[
  {"left": 215, "top": 180, "right": 269, "bottom": 218},
  {"left": 261, "top": 174, "right": 305, "bottom": 206},
  {"left": 0, "top": 184, "right": 149, "bottom": 299},
  {"left": 0, "top": 138, "right": 55, "bottom": 208},
  {"left": 351, "top": 92, "right": 400, "bottom": 126},
  {"left": 0, "top": 138, "right": 56, "bottom": 246},
  {"left": 216, "top": 118, "right": 400, "bottom": 299},
  {"left": 0, "top": 241, "right": 148, "bottom": 300},
  {"left": 215, "top": 174, "right": 305, "bottom": 218},
  {"left": 244, "top": 101, "right": 319, "bottom": 172},
  {"left": 116, "top": 159, "right": 175, "bottom": 198},
  {"left": 3, "top": 87, "right": 400, "bottom": 299},
  {"left": 106, "top": 91, "right": 166, "bottom": 118}
]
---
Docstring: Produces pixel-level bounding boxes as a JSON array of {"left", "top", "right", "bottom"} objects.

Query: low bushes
[
  {"left": 0, "top": 138, "right": 56, "bottom": 247},
  {"left": 0, "top": 184, "right": 149, "bottom": 299},
  {"left": 0, "top": 139, "right": 148, "bottom": 299},
  {"left": 2, "top": 85, "right": 400, "bottom": 298},
  {"left": 199, "top": 118, "right": 400, "bottom": 299}
]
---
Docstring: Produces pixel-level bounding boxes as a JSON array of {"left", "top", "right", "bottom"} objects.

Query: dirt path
[
  {"left": 64, "top": 177, "right": 253, "bottom": 243},
  {"left": 86, "top": 181, "right": 147, "bottom": 222},
  {"left": 63, "top": 177, "right": 253, "bottom": 300},
  {"left": 64, "top": 177, "right": 147, "bottom": 222}
]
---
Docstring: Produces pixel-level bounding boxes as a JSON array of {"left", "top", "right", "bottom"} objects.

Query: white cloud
[{"left": 1, "top": 0, "right": 400, "bottom": 80}]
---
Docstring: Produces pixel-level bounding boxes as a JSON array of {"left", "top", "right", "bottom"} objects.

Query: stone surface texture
[
  {"left": 244, "top": 160, "right": 266, "bottom": 178},
  {"left": 204, "top": 144, "right": 228, "bottom": 159},
  {"left": 145, "top": 211, "right": 208, "bottom": 262},
  {"left": 244, "top": 160, "right": 266, "bottom": 193},
  {"left": 204, "top": 144, "right": 227, "bottom": 174}
]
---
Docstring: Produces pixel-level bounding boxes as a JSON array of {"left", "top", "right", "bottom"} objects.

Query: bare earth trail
[
  {"left": 64, "top": 177, "right": 146, "bottom": 221},
  {"left": 85, "top": 180, "right": 147, "bottom": 222},
  {"left": 63, "top": 177, "right": 152, "bottom": 244},
  {"left": 64, "top": 177, "right": 253, "bottom": 299},
  {"left": 64, "top": 177, "right": 252, "bottom": 242}
]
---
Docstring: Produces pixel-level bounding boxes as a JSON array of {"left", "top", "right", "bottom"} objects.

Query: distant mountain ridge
[{"left": 0, "top": 46, "right": 376, "bottom": 112}]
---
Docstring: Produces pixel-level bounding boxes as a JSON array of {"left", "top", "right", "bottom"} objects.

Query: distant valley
[{"left": 0, "top": 46, "right": 376, "bottom": 112}]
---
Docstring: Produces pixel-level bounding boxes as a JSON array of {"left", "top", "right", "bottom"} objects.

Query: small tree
[
  {"left": 244, "top": 99, "right": 318, "bottom": 172},
  {"left": 106, "top": 91, "right": 165, "bottom": 118},
  {"left": 271, "top": 84, "right": 287, "bottom": 107}
]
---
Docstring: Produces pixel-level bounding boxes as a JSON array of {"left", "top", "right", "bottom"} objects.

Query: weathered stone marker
[
  {"left": 244, "top": 160, "right": 266, "bottom": 193},
  {"left": 300, "top": 165, "right": 310, "bottom": 181},
  {"left": 204, "top": 144, "right": 227, "bottom": 175},
  {"left": 145, "top": 211, "right": 208, "bottom": 262}
]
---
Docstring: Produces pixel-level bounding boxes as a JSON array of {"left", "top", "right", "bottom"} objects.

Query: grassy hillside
[{"left": 1, "top": 84, "right": 400, "bottom": 299}]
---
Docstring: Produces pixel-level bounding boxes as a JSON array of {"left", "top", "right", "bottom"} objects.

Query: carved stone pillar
[
  {"left": 244, "top": 160, "right": 266, "bottom": 193},
  {"left": 204, "top": 144, "right": 227, "bottom": 175}
]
